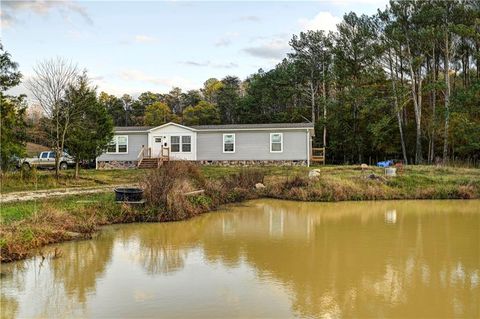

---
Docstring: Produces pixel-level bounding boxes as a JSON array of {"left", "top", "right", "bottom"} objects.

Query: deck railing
[
  {"left": 311, "top": 147, "right": 326, "bottom": 164},
  {"left": 136, "top": 146, "right": 145, "bottom": 166}
]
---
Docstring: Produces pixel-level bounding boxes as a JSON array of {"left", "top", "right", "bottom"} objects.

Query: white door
[{"left": 152, "top": 135, "right": 169, "bottom": 157}]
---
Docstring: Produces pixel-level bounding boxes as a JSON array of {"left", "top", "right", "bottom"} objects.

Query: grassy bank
[
  {"left": 0, "top": 169, "right": 147, "bottom": 193},
  {"left": 1, "top": 164, "right": 479, "bottom": 262}
]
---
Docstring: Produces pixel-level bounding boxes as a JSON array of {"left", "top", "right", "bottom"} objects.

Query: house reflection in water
[
  {"left": 220, "top": 202, "right": 316, "bottom": 240},
  {"left": 385, "top": 209, "right": 397, "bottom": 224}
]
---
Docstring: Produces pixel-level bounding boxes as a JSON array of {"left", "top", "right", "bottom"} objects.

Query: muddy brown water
[{"left": 1, "top": 199, "right": 479, "bottom": 318}]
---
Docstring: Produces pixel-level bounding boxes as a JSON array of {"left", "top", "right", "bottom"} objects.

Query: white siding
[
  {"left": 197, "top": 130, "right": 308, "bottom": 161},
  {"left": 97, "top": 133, "right": 148, "bottom": 161}
]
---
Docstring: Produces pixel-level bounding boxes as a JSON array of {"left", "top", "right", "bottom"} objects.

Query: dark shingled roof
[
  {"left": 114, "top": 122, "right": 313, "bottom": 132},
  {"left": 190, "top": 123, "right": 314, "bottom": 130},
  {"left": 114, "top": 126, "right": 154, "bottom": 131}
]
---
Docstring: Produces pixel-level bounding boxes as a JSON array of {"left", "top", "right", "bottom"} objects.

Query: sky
[{"left": 1, "top": 0, "right": 389, "bottom": 97}]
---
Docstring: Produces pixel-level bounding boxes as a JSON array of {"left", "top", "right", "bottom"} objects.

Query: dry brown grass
[
  {"left": 457, "top": 185, "right": 476, "bottom": 199},
  {"left": 264, "top": 171, "right": 479, "bottom": 202},
  {"left": 142, "top": 162, "right": 265, "bottom": 221},
  {"left": 1, "top": 205, "right": 93, "bottom": 262},
  {"left": 0, "top": 200, "right": 137, "bottom": 262},
  {"left": 141, "top": 161, "right": 203, "bottom": 208}
]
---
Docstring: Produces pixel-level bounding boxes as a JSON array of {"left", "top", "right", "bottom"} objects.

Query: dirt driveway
[{"left": 1, "top": 184, "right": 137, "bottom": 203}]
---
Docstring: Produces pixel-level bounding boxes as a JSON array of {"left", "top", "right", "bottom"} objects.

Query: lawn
[
  {"left": 0, "top": 168, "right": 148, "bottom": 193},
  {"left": 1, "top": 164, "right": 479, "bottom": 194},
  {"left": 0, "top": 165, "right": 310, "bottom": 193},
  {"left": 0, "top": 192, "right": 115, "bottom": 224}
]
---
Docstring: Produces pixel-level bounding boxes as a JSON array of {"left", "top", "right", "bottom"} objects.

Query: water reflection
[{"left": 2, "top": 199, "right": 479, "bottom": 318}]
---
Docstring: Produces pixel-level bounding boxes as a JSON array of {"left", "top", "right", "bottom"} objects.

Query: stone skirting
[
  {"left": 97, "top": 159, "right": 307, "bottom": 169},
  {"left": 97, "top": 160, "right": 138, "bottom": 169},
  {"left": 196, "top": 160, "right": 308, "bottom": 166}
]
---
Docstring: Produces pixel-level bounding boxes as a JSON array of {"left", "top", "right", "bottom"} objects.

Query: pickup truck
[{"left": 18, "top": 151, "right": 75, "bottom": 170}]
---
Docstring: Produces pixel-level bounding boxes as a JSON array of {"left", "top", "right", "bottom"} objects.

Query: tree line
[
  {"left": 95, "top": 0, "right": 480, "bottom": 165},
  {"left": 1, "top": 0, "right": 479, "bottom": 172}
]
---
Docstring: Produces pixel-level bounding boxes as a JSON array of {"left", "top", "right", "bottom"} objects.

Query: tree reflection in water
[{"left": 1, "top": 199, "right": 479, "bottom": 318}]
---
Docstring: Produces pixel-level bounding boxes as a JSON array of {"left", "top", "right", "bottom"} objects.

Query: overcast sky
[{"left": 2, "top": 0, "right": 388, "bottom": 97}]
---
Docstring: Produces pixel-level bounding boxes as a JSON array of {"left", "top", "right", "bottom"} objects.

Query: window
[
  {"left": 182, "top": 136, "right": 191, "bottom": 152},
  {"left": 118, "top": 136, "right": 128, "bottom": 153},
  {"left": 107, "top": 135, "right": 128, "bottom": 154},
  {"left": 49, "top": 152, "right": 56, "bottom": 159},
  {"left": 170, "top": 135, "right": 192, "bottom": 153},
  {"left": 41, "top": 152, "right": 49, "bottom": 159},
  {"left": 171, "top": 136, "right": 180, "bottom": 152},
  {"left": 270, "top": 133, "right": 283, "bottom": 152},
  {"left": 223, "top": 134, "right": 235, "bottom": 153},
  {"left": 107, "top": 140, "right": 117, "bottom": 153}
]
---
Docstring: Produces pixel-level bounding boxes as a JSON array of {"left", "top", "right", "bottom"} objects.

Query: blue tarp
[{"left": 377, "top": 160, "right": 394, "bottom": 167}]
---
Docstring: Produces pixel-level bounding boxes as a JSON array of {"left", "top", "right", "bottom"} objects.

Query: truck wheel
[
  {"left": 60, "top": 162, "right": 68, "bottom": 170},
  {"left": 22, "top": 163, "right": 30, "bottom": 170}
]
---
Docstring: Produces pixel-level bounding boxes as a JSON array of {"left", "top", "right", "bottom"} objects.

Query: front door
[{"left": 152, "top": 135, "right": 169, "bottom": 157}]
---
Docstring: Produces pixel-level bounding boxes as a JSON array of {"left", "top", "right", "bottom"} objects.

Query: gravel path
[{"left": 1, "top": 184, "right": 138, "bottom": 203}]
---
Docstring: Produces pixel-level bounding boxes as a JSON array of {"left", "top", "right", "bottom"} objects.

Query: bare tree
[{"left": 27, "top": 57, "right": 79, "bottom": 178}]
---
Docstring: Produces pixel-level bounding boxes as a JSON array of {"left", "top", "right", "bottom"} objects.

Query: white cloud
[
  {"left": 118, "top": 35, "right": 158, "bottom": 45},
  {"left": 118, "top": 69, "right": 197, "bottom": 91},
  {"left": 332, "top": 0, "right": 389, "bottom": 5},
  {"left": 238, "top": 15, "right": 261, "bottom": 23},
  {"left": 180, "top": 61, "right": 238, "bottom": 69},
  {"left": 134, "top": 35, "right": 157, "bottom": 43},
  {"left": 243, "top": 39, "right": 290, "bottom": 60},
  {"left": 299, "top": 11, "right": 342, "bottom": 32},
  {"left": 214, "top": 32, "right": 239, "bottom": 47},
  {"left": 215, "top": 37, "right": 231, "bottom": 47},
  {"left": 1, "top": 0, "right": 92, "bottom": 28}
]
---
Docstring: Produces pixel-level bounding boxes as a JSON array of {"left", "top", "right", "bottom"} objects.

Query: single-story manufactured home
[{"left": 96, "top": 122, "right": 317, "bottom": 169}]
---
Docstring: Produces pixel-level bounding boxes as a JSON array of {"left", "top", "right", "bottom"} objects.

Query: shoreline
[
  {"left": 1, "top": 164, "right": 479, "bottom": 263},
  {"left": 2, "top": 194, "right": 479, "bottom": 264}
]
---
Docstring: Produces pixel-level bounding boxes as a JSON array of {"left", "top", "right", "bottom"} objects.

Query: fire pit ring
[{"left": 114, "top": 188, "right": 144, "bottom": 202}]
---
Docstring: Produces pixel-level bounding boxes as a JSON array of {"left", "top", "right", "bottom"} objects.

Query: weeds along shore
[{"left": 1, "top": 162, "right": 479, "bottom": 262}]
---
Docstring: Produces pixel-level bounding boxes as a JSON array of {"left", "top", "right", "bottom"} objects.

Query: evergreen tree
[
  {"left": 0, "top": 43, "right": 27, "bottom": 170},
  {"left": 64, "top": 73, "right": 114, "bottom": 178}
]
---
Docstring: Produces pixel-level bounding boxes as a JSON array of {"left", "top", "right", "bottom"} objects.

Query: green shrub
[{"left": 188, "top": 195, "right": 213, "bottom": 208}]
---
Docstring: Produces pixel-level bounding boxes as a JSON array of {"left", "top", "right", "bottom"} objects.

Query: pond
[{"left": 1, "top": 199, "right": 479, "bottom": 318}]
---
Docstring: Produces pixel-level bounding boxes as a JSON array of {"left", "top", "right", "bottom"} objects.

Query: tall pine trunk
[
  {"left": 388, "top": 49, "right": 408, "bottom": 165},
  {"left": 429, "top": 48, "right": 437, "bottom": 164},
  {"left": 406, "top": 42, "right": 423, "bottom": 164},
  {"left": 443, "top": 32, "right": 451, "bottom": 164},
  {"left": 310, "top": 68, "right": 316, "bottom": 124},
  {"left": 322, "top": 61, "right": 327, "bottom": 147}
]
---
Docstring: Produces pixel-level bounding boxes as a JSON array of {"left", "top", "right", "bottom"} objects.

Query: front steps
[
  {"left": 137, "top": 157, "right": 169, "bottom": 169},
  {"left": 138, "top": 158, "right": 159, "bottom": 169}
]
